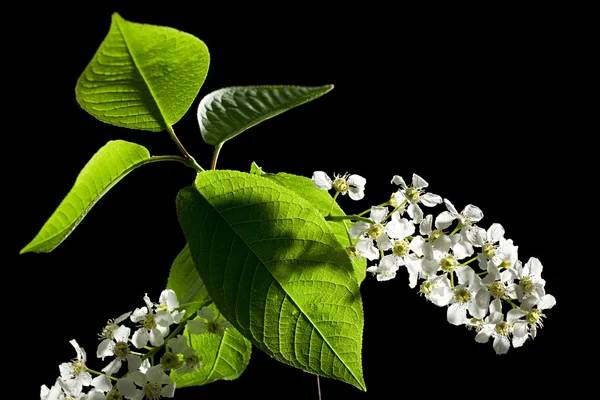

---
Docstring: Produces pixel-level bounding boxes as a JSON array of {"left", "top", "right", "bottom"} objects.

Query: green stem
[
  {"left": 325, "top": 215, "right": 374, "bottom": 224},
  {"left": 382, "top": 200, "right": 407, "bottom": 223},
  {"left": 450, "top": 222, "right": 463, "bottom": 236},
  {"left": 342, "top": 220, "right": 354, "bottom": 245},
  {"left": 459, "top": 256, "right": 478, "bottom": 266},
  {"left": 166, "top": 125, "right": 204, "bottom": 172},
  {"left": 450, "top": 272, "right": 455, "bottom": 288},
  {"left": 87, "top": 368, "right": 119, "bottom": 382},
  {"left": 211, "top": 142, "right": 224, "bottom": 170},
  {"left": 476, "top": 271, "right": 489, "bottom": 276},
  {"left": 502, "top": 297, "right": 520, "bottom": 309}
]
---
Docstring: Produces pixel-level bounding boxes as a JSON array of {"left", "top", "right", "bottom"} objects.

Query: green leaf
[
  {"left": 76, "top": 12, "right": 209, "bottom": 131},
  {"left": 198, "top": 85, "right": 333, "bottom": 146},
  {"left": 177, "top": 170, "right": 365, "bottom": 391},
  {"left": 166, "top": 244, "right": 210, "bottom": 318},
  {"left": 20, "top": 140, "right": 153, "bottom": 254},
  {"left": 263, "top": 172, "right": 367, "bottom": 284},
  {"left": 170, "top": 309, "right": 252, "bottom": 387}
]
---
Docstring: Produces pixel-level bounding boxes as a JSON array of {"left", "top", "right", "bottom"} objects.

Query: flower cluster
[
  {"left": 40, "top": 290, "right": 208, "bottom": 400},
  {"left": 313, "top": 172, "right": 556, "bottom": 354}
]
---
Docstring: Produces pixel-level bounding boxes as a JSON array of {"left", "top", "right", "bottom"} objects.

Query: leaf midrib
[
  {"left": 114, "top": 16, "right": 169, "bottom": 128},
  {"left": 200, "top": 179, "right": 362, "bottom": 387}
]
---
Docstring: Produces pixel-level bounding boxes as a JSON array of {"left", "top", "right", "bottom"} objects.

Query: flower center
[
  {"left": 483, "top": 243, "right": 495, "bottom": 259},
  {"left": 333, "top": 177, "right": 349, "bottom": 193},
  {"left": 419, "top": 281, "right": 434, "bottom": 295},
  {"left": 393, "top": 240, "right": 409, "bottom": 257},
  {"left": 526, "top": 309, "right": 541, "bottom": 325},
  {"left": 102, "top": 321, "right": 119, "bottom": 340},
  {"left": 499, "top": 259, "right": 511, "bottom": 269},
  {"left": 454, "top": 287, "right": 471, "bottom": 303},
  {"left": 183, "top": 353, "right": 202, "bottom": 370},
  {"left": 346, "top": 245, "right": 360, "bottom": 258},
  {"left": 142, "top": 314, "right": 157, "bottom": 330},
  {"left": 114, "top": 341, "right": 130, "bottom": 360},
  {"left": 72, "top": 360, "right": 86, "bottom": 376},
  {"left": 430, "top": 230, "right": 442, "bottom": 242},
  {"left": 368, "top": 224, "right": 384, "bottom": 239},
  {"left": 142, "top": 382, "right": 162, "bottom": 400},
  {"left": 520, "top": 277, "right": 533, "bottom": 293},
  {"left": 405, "top": 187, "right": 420, "bottom": 203},
  {"left": 160, "top": 351, "right": 182, "bottom": 371},
  {"left": 441, "top": 255, "right": 457, "bottom": 272},
  {"left": 490, "top": 281, "right": 505, "bottom": 298},
  {"left": 107, "top": 390, "right": 123, "bottom": 400},
  {"left": 495, "top": 321, "right": 511, "bottom": 336},
  {"left": 468, "top": 318, "right": 484, "bottom": 331}
]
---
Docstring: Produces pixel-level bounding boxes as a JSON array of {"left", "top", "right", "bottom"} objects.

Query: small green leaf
[
  {"left": 198, "top": 85, "right": 333, "bottom": 146},
  {"left": 170, "top": 308, "right": 252, "bottom": 387},
  {"left": 249, "top": 161, "right": 263, "bottom": 176},
  {"left": 166, "top": 244, "right": 210, "bottom": 318},
  {"left": 177, "top": 170, "right": 365, "bottom": 391},
  {"left": 264, "top": 172, "right": 367, "bottom": 283},
  {"left": 20, "top": 140, "right": 154, "bottom": 254},
  {"left": 76, "top": 12, "right": 209, "bottom": 131}
]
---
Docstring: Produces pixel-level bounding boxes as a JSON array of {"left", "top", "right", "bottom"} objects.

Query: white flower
[
  {"left": 436, "top": 199, "right": 483, "bottom": 231},
  {"left": 188, "top": 307, "right": 233, "bottom": 335},
  {"left": 41, "top": 377, "right": 87, "bottom": 400},
  {"left": 98, "top": 311, "right": 132, "bottom": 341},
  {"left": 508, "top": 294, "right": 556, "bottom": 347},
  {"left": 130, "top": 293, "right": 172, "bottom": 349},
  {"left": 366, "top": 254, "right": 399, "bottom": 281},
  {"left": 391, "top": 173, "right": 443, "bottom": 223},
  {"left": 156, "top": 289, "right": 185, "bottom": 324},
  {"left": 446, "top": 266, "right": 487, "bottom": 325},
  {"left": 418, "top": 275, "right": 453, "bottom": 307},
  {"left": 87, "top": 375, "right": 120, "bottom": 400},
  {"left": 167, "top": 335, "right": 202, "bottom": 373},
  {"left": 97, "top": 325, "right": 142, "bottom": 376},
  {"left": 366, "top": 213, "right": 416, "bottom": 282},
  {"left": 119, "top": 365, "right": 176, "bottom": 400},
  {"left": 41, "top": 379, "right": 67, "bottom": 400},
  {"left": 350, "top": 206, "right": 394, "bottom": 260},
  {"left": 58, "top": 339, "right": 92, "bottom": 396},
  {"left": 515, "top": 257, "right": 547, "bottom": 301},
  {"left": 418, "top": 214, "right": 453, "bottom": 254},
  {"left": 475, "top": 299, "right": 513, "bottom": 354},
  {"left": 312, "top": 171, "right": 366, "bottom": 200}
]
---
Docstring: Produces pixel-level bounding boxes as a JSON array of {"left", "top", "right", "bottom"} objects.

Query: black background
[{"left": 9, "top": 4, "right": 589, "bottom": 399}]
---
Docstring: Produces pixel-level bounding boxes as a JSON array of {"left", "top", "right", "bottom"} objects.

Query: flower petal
[
  {"left": 493, "top": 336, "right": 510, "bottom": 355},
  {"left": 311, "top": 171, "right": 333, "bottom": 190},
  {"left": 132, "top": 329, "right": 149, "bottom": 349},
  {"left": 421, "top": 193, "right": 443, "bottom": 207},
  {"left": 447, "top": 303, "right": 466, "bottom": 325},
  {"left": 160, "top": 289, "right": 179, "bottom": 311}
]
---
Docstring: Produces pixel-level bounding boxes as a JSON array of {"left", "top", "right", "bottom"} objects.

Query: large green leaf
[
  {"left": 76, "top": 12, "right": 209, "bottom": 131},
  {"left": 170, "top": 307, "right": 252, "bottom": 387},
  {"left": 166, "top": 244, "right": 210, "bottom": 319},
  {"left": 198, "top": 85, "right": 333, "bottom": 146},
  {"left": 177, "top": 170, "right": 365, "bottom": 391},
  {"left": 21, "top": 140, "right": 156, "bottom": 254},
  {"left": 262, "top": 171, "right": 367, "bottom": 284}
]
